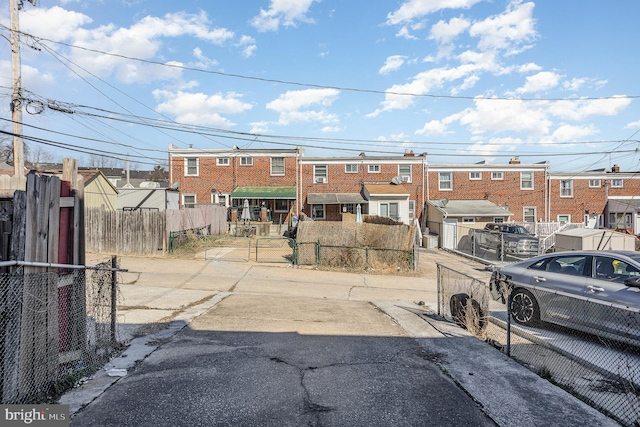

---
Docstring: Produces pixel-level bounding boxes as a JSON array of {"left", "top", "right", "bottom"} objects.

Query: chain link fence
[
  {"left": 437, "top": 263, "right": 640, "bottom": 427},
  {"left": 0, "top": 260, "right": 124, "bottom": 405}
]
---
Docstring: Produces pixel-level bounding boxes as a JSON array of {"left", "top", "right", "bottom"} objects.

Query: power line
[{"left": 2, "top": 24, "right": 638, "bottom": 103}]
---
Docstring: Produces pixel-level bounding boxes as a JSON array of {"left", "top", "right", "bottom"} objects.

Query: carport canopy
[
  {"left": 307, "top": 193, "right": 367, "bottom": 204},
  {"left": 230, "top": 186, "right": 296, "bottom": 199}
]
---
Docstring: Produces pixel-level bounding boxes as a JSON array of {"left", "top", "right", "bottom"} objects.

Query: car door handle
[
  {"left": 587, "top": 285, "right": 605, "bottom": 292},
  {"left": 533, "top": 276, "right": 546, "bottom": 282}
]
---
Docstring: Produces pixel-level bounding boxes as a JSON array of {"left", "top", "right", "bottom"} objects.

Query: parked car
[
  {"left": 470, "top": 223, "right": 539, "bottom": 258},
  {"left": 490, "top": 250, "right": 640, "bottom": 346}
]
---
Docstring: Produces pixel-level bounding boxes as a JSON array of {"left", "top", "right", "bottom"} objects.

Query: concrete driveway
[{"left": 65, "top": 251, "right": 618, "bottom": 427}]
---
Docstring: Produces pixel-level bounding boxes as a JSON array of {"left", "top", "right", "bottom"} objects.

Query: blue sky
[{"left": 1, "top": 0, "right": 639, "bottom": 171}]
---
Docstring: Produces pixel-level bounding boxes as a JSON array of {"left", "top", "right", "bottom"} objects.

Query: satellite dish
[
  {"left": 391, "top": 176, "right": 402, "bottom": 185},
  {"left": 441, "top": 197, "right": 449, "bottom": 207}
]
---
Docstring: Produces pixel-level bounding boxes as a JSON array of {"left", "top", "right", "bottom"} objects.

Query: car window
[
  {"left": 528, "top": 255, "right": 586, "bottom": 275},
  {"left": 594, "top": 256, "right": 640, "bottom": 283}
]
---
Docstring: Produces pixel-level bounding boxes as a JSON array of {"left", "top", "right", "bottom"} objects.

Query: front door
[{"left": 443, "top": 219, "right": 458, "bottom": 250}]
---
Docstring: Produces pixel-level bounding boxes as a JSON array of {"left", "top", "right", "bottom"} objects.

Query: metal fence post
[
  {"left": 316, "top": 240, "right": 321, "bottom": 265},
  {"left": 506, "top": 291, "right": 512, "bottom": 357},
  {"left": 111, "top": 255, "right": 118, "bottom": 346},
  {"left": 436, "top": 263, "right": 441, "bottom": 316},
  {"left": 255, "top": 238, "right": 259, "bottom": 262}
]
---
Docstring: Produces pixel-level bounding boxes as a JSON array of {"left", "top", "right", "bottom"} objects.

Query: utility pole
[{"left": 9, "top": 0, "right": 35, "bottom": 186}]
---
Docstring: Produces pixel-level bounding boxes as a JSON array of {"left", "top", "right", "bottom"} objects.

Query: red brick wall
[{"left": 428, "top": 170, "right": 545, "bottom": 221}]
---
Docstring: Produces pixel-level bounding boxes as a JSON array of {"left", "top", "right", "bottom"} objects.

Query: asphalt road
[{"left": 70, "top": 293, "right": 495, "bottom": 426}]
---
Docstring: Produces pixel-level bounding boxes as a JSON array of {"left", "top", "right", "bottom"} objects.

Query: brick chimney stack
[
  {"left": 509, "top": 157, "right": 520, "bottom": 164},
  {"left": 612, "top": 164, "right": 620, "bottom": 173},
  {"left": 404, "top": 150, "right": 415, "bottom": 157}
]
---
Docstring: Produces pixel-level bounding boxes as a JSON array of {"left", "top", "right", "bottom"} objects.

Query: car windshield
[{"left": 500, "top": 225, "right": 530, "bottom": 235}]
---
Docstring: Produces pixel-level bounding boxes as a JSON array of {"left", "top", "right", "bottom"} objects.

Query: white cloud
[
  {"left": 517, "top": 63, "right": 542, "bottom": 73},
  {"left": 192, "top": 48, "right": 219, "bottom": 67},
  {"left": 465, "top": 137, "right": 522, "bottom": 157},
  {"left": 321, "top": 126, "right": 341, "bottom": 133},
  {"left": 563, "top": 77, "right": 587, "bottom": 91},
  {"left": 625, "top": 120, "right": 640, "bottom": 129},
  {"left": 396, "top": 25, "right": 418, "bottom": 40},
  {"left": 516, "top": 71, "right": 561, "bottom": 94},
  {"left": 386, "top": 0, "right": 482, "bottom": 26},
  {"left": 415, "top": 119, "right": 449, "bottom": 135},
  {"left": 266, "top": 88, "right": 340, "bottom": 125},
  {"left": 458, "top": 99, "right": 552, "bottom": 136},
  {"left": 250, "top": 0, "right": 318, "bottom": 32},
  {"left": 236, "top": 35, "right": 257, "bottom": 58},
  {"left": 249, "top": 121, "right": 270, "bottom": 134},
  {"left": 153, "top": 90, "right": 252, "bottom": 127},
  {"left": 429, "top": 16, "right": 471, "bottom": 44},
  {"left": 20, "top": 8, "right": 234, "bottom": 84},
  {"left": 548, "top": 96, "right": 631, "bottom": 121},
  {"left": 469, "top": 2, "right": 537, "bottom": 52},
  {"left": 551, "top": 124, "right": 598, "bottom": 142},
  {"left": 379, "top": 55, "right": 408, "bottom": 75}
]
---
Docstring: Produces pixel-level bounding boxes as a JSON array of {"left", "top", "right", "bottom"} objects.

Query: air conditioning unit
[
  {"left": 315, "top": 177, "right": 326, "bottom": 183},
  {"left": 401, "top": 176, "right": 410, "bottom": 182}
]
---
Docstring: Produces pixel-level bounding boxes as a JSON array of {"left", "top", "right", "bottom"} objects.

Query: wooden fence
[{"left": 85, "top": 205, "right": 227, "bottom": 256}]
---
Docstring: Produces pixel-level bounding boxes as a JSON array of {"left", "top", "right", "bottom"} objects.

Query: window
[
  {"left": 469, "top": 172, "right": 481, "bottom": 180},
  {"left": 213, "top": 193, "right": 228, "bottom": 207},
  {"left": 493, "top": 217, "right": 505, "bottom": 223},
  {"left": 611, "top": 179, "right": 624, "bottom": 188},
  {"left": 560, "top": 180, "right": 573, "bottom": 197},
  {"left": 216, "top": 157, "right": 229, "bottom": 166},
  {"left": 609, "top": 212, "right": 632, "bottom": 229},
  {"left": 439, "top": 172, "right": 452, "bottom": 190},
  {"left": 379, "top": 202, "right": 399, "bottom": 220},
  {"left": 491, "top": 172, "right": 504, "bottom": 180},
  {"left": 314, "top": 165, "right": 327, "bottom": 183},
  {"left": 185, "top": 158, "right": 198, "bottom": 176},
  {"left": 311, "top": 204, "right": 325, "bottom": 220},
  {"left": 533, "top": 255, "right": 587, "bottom": 276},
  {"left": 183, "top": 194, "right": 196, "bottom": 209},
  {"left": 368, "top": 164, "right": 380, "bottom": 173},
  {"left": 271, "top": 157, "right": 285, "bottom": 176},
  {"left": 558, "top": 214, "right": 570, "bottom": 224},
  {"left": 520, "top": 172, "right": 533, "bottom": 190},
  {"left": 345, "top": 164, "right": 359, "bottom": 173},
  {"left": 595, "top": 256, "right": 640, "bottom": 283},
  {"left": 399, "top": 165, "right": 412, "bottom": 182},
  {"left": 408, "top": 201, "right": 415, "bottom": 221},
  {"left": 274, "top": 199, "right": 289, "bottom": 212},
  {"left": 240, "top": 156, "right": 253, "bottom": 166},
  {"left": 523, "top": 207, "right": 537, "bottom": 223},
  {"left": 462, "top": 217, "right": 475, "bottom": 223},
  {"left": 589, "top": 179, "right": 601, "bottom": 188}
]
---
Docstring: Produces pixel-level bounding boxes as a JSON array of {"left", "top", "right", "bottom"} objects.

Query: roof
[
  {"left": 307, "top": 193, "right": 366, "bottom": 205},
  {"left": 428, "top": 199, "right": 512, "bottom": 217},
  {"left": 230, "top": 186, "right": 296, "bottom": 199},
  {"left": 363, "top": 184, "right": 409, "bottom": 196},
  {"left": 608, "top": 198, "right": 640, "bottom": 212}
]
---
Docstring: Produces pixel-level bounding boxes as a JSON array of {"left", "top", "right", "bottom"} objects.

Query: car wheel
[
  {"left": 509, "top": 288, "right": 540, "bottom": 326},
  {"left": 450, "top": 293, "right": 486, "bottom": 331}
]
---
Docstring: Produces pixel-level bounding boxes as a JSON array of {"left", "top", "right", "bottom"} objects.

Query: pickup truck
[{"left": 469, "top": 223, "right": 539, "bottom": 259}]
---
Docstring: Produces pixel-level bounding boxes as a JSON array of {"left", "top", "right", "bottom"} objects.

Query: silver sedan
[{"left": 490, "top": 250, "right": 640, "bottom": 346}]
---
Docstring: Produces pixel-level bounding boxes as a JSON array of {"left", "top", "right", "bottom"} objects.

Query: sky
[{"left": 1, "top": 0, "right": 639, "bottom": 172}]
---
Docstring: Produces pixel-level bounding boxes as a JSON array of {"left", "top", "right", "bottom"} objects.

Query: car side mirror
[{"left": 623, "top": 277, "right": 640, "bottom": 289}]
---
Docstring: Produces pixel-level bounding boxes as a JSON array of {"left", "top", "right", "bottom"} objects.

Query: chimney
[
  {"left": 612, "top": 164, "right": 620, "bottom": 173},
  {"left": 404, "top": 150, "right": 415, "bottom": 157},
  {"left": 509, "top": 157, "right": 520, "bottom": 165}
]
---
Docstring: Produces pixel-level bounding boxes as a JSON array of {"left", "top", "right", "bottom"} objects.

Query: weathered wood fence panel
[{"left": 86, "top": 205, "right": 227, "bottom": 257}]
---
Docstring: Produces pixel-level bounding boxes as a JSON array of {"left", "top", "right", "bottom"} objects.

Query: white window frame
[
  {"left": 493, "top": 217, "right": 505, "bottom": 223},
  {"left": 379, "top": 202, "right": 399, "bottom": 221},
  {"left": 368, "top": 164, "right": 381, "bottom": 173},
  {"left": 345, "top": 164, "right": 359, "bottom": 173},
  {"left": 462, "top": 217, "right": 475, "bottom": 223},
  {"left": 520, "top": 172, "right": 534, "bottom": 190},
  {"left": 240, "top": 156, "right": 253, "bottom": 166},
  {"left": 439, "top": 172, "right": 452, "bottom": 191},
  {"left": 611, "top": 179, "right": 624, "bottom": 188},
  {"left": 183, "top": 194, "right": 196, "bottom": 209},
  {"left": 560, "top": 179, "right": 574, "bottom": 198},
  {"left": 589, "top": 179, "right": 601, "bottom": 188},
  {"left": 469, "top": 172, "right": 481, "bottom": 180},
  {"left": 311, "top": 204, "right": 325, "bottom": 220},
  {"left": 399, "top": 165, "right": 412, "bottom": 182},
  {"left": 523, "top": 206, "right": 537, "bottom": 223},
  {"left": 314, "top": 165, "right": 328, "bottom": 183},
  {"left": 271, "top": 157, "right": 285, "bottom": 176},
  {"left": 184, "top": 158, "right": 199, "bottom": 177},
  {"left": 216, "top": 157, "right": 229, "bottom": 166},
  {"left": 558, "top": 214, "right": 571, "bottom": 224},
  {"left": 408, "top": 200, "right": 415, "bottom": 220},
  {"left": 491, "top": 172, "right": 504, "bottom": 180}
]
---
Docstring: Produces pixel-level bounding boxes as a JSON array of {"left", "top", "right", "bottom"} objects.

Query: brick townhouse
[{"left": 168, "top": 145, "right": 640, "bottom": 233}]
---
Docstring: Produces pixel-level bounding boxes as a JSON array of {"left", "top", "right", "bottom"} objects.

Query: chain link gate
[{"left": 255, "top": 238, "right": 296, "bottom": 264}]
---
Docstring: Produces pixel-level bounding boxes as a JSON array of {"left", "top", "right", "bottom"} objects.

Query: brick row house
[{"left": 168, "top": 145, "right": 640, "bottom": 235}]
